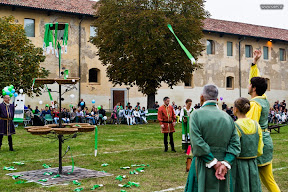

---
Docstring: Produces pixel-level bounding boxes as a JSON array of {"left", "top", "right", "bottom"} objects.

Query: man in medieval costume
[
  {"left": 0, "top": 95, "right": 15, "bottom": 151},
  {"left": 158, "top": 96, "right": 176, "bottom": 152},
  {"left": 180, "top": 98, "right": 193, "bottom": 152},
  {"left": 246, "top": 49, "right": 280, "bottom": 192},
  {"left": 185, "top": 84, "right": 240, "bottom": 192}
]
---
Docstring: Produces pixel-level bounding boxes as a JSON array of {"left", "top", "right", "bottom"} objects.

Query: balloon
[
  {"left": 70, "top": 94, "right": 75, "bottom": 98},
  {"left": 6, "top": 91, "right": 10, "bottom": 95},
  {"left": 39, "top": 100, "right": 43, "bottom": 105},
  {"left": 45, "top": 104, "right": 49, "bottom": 107},
  {"left": 220, "top": 97, "right": 223, "bottom": 101},
  {"left": 4, "top": 87, "right": 9, "bottom": 92},
  {"left": 92, "top": 99, "right": 95, "bottom": 104},
  {"left": 9, "top": 93, "right": 13, "bottom": 97},
  {"left": 80, "top": 101, "right": 84, "bottom": 106},
  {"left": 19, "top": 89, "right": 23, "bottom": 94},
  {"left": 102, "top": 116, "right": 107, "bottom": 120},
  {"left": 72, "top": 79, "right": 75, "bottom": 82},
  {"left": 97, "top": 105, "right": 101, "bottom": 110},
  {"left": 14, "top": 93, "right": 18, "bottom": 97},
  {"left": 11, "top": 89, "right": 15, "bottom": 94},
  {"left": 2, "top": 92, "right": 6, "bottom": 96},
  {"left": 32, "top": 110, "right": 35, "bottom": 114},
  {"left": 10, "top": 85, "right": 14, "bottom": 89},
  {"left": 8, "top": 87, "right": 12, "bottom": 92}
]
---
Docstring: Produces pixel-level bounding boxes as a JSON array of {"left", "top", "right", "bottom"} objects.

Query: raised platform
[{"left": 6, "top": 166, "right": 113, "bottom": 186}]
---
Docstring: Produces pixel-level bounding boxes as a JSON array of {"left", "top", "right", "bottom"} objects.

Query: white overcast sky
[{"left": 204, "top": 0, "right": 288, "bottom": 29}]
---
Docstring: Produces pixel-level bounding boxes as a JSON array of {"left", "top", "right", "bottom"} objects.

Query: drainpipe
[
  {"left": 79, "top": 17, "right": 84, "bottom": 103},
  {"left": 238, "top": 37, "right": 245, "bottom": 97}
]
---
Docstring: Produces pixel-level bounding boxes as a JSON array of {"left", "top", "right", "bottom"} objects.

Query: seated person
[
  {"left": 133, "top": 107, "right": 141, "bottom": 124},
  {"left": 140, "top": 107, "right": 148, "bottom": 124},
  {"left": 62, "top": 108, "right": 70, "bottom": 123}
]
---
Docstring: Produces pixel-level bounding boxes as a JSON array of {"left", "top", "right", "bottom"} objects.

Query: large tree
[
  {"left": 0, "top": 16, "right": 49, "bottom": 96},
  {"left": 92, "top": 0, "right": 207, "bottom": 108}
]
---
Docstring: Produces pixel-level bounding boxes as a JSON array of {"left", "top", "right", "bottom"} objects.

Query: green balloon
[
  {"left": 45, "top": 104, "right": 49, "bottom": 107},
  {"left": 2, "top": 92, "right": 6, "bottom": 96},
  {"left": 8, "top": 87, "right": 12, "bottom": 92},
  {"left": 32, "top": 110, "right": 35, "bottom": 114},
  {"left": 9, "top": 93, "right": 13, "bottom": 97},
  {"left": 10, "top": 85, "right": 14, "bottom": 89},
  {"left": 97, "top": 105, "right": 101, "bottom": 110}
]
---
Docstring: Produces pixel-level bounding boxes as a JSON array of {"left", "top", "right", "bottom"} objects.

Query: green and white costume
[{"left": 180, "top": 106, "right": 193, "bottom": 150}]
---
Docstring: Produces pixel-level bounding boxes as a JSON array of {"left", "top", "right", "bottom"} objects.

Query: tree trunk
[{"left": 147, "top": 93, "right": 155, "bottom": 109}]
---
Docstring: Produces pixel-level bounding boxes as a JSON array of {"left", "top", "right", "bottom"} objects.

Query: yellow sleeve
[
  {"left": 246, "top": 102, "right": 261, "bottom": 122},
  {"left": 257, "top": 123, "right": 264, "bottom": 157},
  {"left": 249, "top": 64, "right": 260, "bottom": 83}
]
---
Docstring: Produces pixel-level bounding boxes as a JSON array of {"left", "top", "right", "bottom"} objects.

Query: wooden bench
[{"left": 268, "top": 125, "right": 283, "bottom": 133}]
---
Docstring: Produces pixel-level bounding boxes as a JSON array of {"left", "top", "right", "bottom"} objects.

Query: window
[
  {"left": 89, "top": 68, "right": 99, "bottom": 83},
  {"left": 265, "top": 78, "right": 270, "bottom": 91},
  {"left": 226, "top": 76, "right": 234, "bottom": 89},
  {"left": 90, "top": 26, "right": 97, "bottom": 37},
  {"left": 245, "top": 45, "right": 252, "bottom": 58},
  {"left": 227, "top": 41, "right": 233, "bottom": 56},
  {"left": 24, "top": 19, "right": 35, "bottom": 37},
  {"left": 184, "top": 74, "right": 192, "bottom": 87},
  {"left": 280, "top": 48, "right": 286, "bottom": 61},
  {"left": 263, "top": 46, "right": 269, "bottom": 60},
  {"left": 206, "top": 40, "right": 215, "bottom": 55}
]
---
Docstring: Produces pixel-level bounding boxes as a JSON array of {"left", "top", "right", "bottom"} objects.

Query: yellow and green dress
[
  {"left": 233, "top": 118, "right": 264, "bottom": 192},
  {"left": 180, "top": 107, "right": 193, "bottom": 151},
  {"left": 247, "top": 63, "right": 280, "bottom": 192}
]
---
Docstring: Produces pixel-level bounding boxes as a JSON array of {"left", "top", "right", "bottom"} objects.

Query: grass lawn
[{"left": 0, "top": 122, "right": 287, "bottom": 192}]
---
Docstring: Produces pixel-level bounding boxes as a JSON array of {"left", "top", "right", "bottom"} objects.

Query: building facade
[{"left": 1, "top": 0, "right": 288, "bottom": 110}]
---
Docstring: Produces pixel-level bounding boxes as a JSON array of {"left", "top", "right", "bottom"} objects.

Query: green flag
[{"left": 167, "top": 24, "right": 196, "bottom": 64}]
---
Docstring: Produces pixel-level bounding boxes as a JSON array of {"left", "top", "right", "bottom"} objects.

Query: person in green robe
[
  {"left": 185, "top": 84, "right": 240, "bottom": 192},
  {"left": 180, "top": 98, "right": 193, "bottom": 152}
]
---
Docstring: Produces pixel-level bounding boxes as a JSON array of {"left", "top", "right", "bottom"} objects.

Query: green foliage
[
  {"left": 92, "top": 0, "right": 207, "bottom": 95},
  {"left": 0, "top": 16, "right": 49, "bottom": 97}
]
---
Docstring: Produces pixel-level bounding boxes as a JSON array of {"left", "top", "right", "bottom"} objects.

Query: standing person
[
  {"left": 172, "top": 101, "right": 177, "bottom": 109},
  {"left": 185, "top": 85, "right": 240, "bottom": 192},
  {"left": 157, "top": 97, "right": 176, "bottom": 152},
  {"left": 222, "top": 102, "right": 227, "bottom": 110},
  {"left": 0, "top": 95, "right": 16, "bottom": 151},
  {"left": 78, "top": 98, "right": 85, "bottom": 111},
  {"left": 179, "top": 99, "right": 193, "bottom": 153},
  {"left": 246, "top": 50, "right": 280, "bottom": 192},
  {"left": 233, "top": 97, "right": 264, "bottom": 192}
]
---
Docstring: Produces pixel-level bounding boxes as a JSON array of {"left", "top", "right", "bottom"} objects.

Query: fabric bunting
[
  {"left": 15, "top": 180, "right": 27, "bottom": 184},
  {"left": 45, "top": 85, "right": 54, "bottom": 108},
  {"left": 91, "top": 184, "right": 103, "bottom": 190},
  {"left": 167, "top": 24, "right": 196, "bottom": 64},
  {"left": 42, "top": 164, "right": 51, "bottom": 169},
  {"left": 120, "top": 166, "right": 130, "bottom": 169},
  {"left": 38, "top": 179, "right": 48, "bottom": 182},
  {"left": 129, "top": 170, "right": 138, "bottom": 175},
  {"left": 115, "top": 175, "right": 126, "bottom": 181},
  {"left": 12, "top": 175, "right": 23, "bottom": 179},
  {"left": 43, "top": 172, "right": 53, "bottom": 176},
  {"left": 13, "top": 162, "right": 25, "bottom": 165},
  {"left": 74, "top": 187, "right": 83, "bottom": 192},
  {"left": 119, "top": 181, "right": 140, "bottom": 188},
  {"left": 73, "top": 180, "right": 81, "bottom": 186},
  {"left": 51, "top": 174, "right": 61, "bottom": 178},
  {"left": 3, "top": 166, "right": 17, "bottom": 171}
]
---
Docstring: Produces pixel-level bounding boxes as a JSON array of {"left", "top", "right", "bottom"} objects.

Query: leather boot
[
  {"left": 170, "top": 133, "right": 176, "bottom": 152},
  {"left": 8, "top": 135, "right": 13, "bottom": 151}
]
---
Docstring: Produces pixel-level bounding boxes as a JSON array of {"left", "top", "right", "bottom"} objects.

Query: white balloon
[
  {"left": 70, "top": 94, "right": 75, "bottom": 98},
  {"left": 39, "top": 100, "right": 43, "bottom": 105},
  {"left": 4, "top": 87, "right": 8, "bottom": 92},
  {"left": 72, "top": 79, "right": 75, "bottom": 82},
  {"left": 103, "top": 116, "right": 107, "bottom": 120},
  {"left": 19, "top": 89, "right": 23, "bottom": 94}
]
